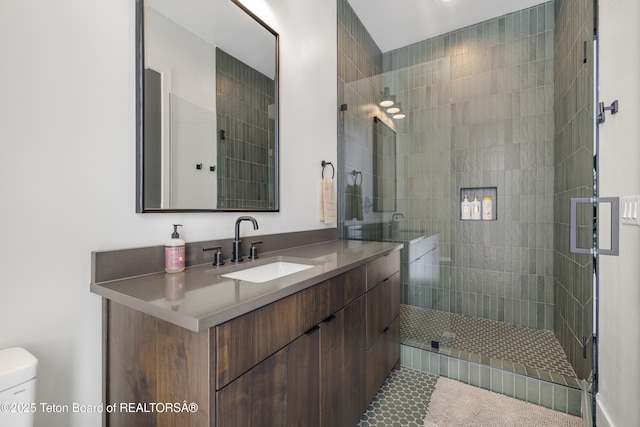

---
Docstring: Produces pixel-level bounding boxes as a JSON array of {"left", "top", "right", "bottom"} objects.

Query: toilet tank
[{"left": 0, "top": 347, "right": 38, "bottom": 427}]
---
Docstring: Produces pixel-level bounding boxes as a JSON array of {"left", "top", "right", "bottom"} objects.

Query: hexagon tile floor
[
  {"left": 358, "top": 368, "right": 438, "bottom": 427},
  {"left": 358, "top": 305, "right": 585, "bottom": 425}
]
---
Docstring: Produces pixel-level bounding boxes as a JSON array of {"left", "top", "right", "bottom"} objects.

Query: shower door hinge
[{"left": 597, "top": 100, "right": 619, "bottom": 124}]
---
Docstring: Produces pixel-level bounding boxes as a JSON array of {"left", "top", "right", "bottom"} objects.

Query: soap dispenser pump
[
  {"left": 165, "top": 224, "right": 186, "bottom": 273},
  {"left": 461, "top": 194, "right": 471, "bottom": 220},
  {"left": 470, "top": 194, "right": 482, "bottom": 220}
]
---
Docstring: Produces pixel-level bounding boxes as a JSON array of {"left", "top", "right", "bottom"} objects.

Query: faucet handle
[
  {"left": 203, "top": 246, "right": 225, "bottom": 266},
  {"left": 248, "top": 241, "right": 263, "bottom": 260}
]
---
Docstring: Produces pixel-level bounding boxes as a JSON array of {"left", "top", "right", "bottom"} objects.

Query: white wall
[
  {"left": 597, "top": 0, "right": 640, "bottom": 426},
  {"left": 146, "top": 8, "right": 218, "bottom": 208},
  {"left": 0, "top": 0, "right": 336, "bottom": 426}
]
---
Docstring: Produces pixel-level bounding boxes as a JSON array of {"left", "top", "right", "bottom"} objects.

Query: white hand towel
[{"left": 321, "top": 178, "right": 336, "bottom": 224}]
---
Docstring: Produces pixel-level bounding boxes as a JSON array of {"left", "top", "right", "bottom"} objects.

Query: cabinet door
[
  {"left": 106, "top": 302, "right": 211, "bottom": 427},
  {"left": 366, "top": 271, "right": 400, "bottom": 349},
  {"left": 216, "top": 328, "right": 320, "bottom": 427},
  {"left": 319, "top": 295, "right": 366, "bottom": 427},
  {"left": 366, "top": 252, "right": 400, "bottom": 291},
  {"left": 216, "top": 266, "right": 365, "bottom": 390},
  {"left": 365, "top": 316, "right": 400, "bottom": 404}
]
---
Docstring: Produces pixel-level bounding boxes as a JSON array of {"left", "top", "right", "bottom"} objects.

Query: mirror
[
  {"left": 136, "top": 0, "right": 279, "bottom": 212},
  {"left": 372, "top": 116, "right": 397, "bottom": 212}
]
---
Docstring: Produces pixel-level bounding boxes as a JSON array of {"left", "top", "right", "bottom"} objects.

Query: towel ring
[
  {"left": 349, "top": 170, "right": 362, "bottom": 185},
  {"left": 321, "top": 161, "right": 335, "bottom": 179}
]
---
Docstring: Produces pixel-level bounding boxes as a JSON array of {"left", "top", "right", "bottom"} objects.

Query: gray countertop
[
  {"left": 91, "top": 239, "right": 402, "bottom": 332},
  {"left": 379, "top": 230, "right": 436, "bottom": 244}
]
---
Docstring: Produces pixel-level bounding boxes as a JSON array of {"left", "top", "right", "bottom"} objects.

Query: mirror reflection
[
  {"left": 372, "top": 116, "right": 397, "bottom": 212},
  {"left": 137, "top": 0, "right": 279, "bottom": 212}
]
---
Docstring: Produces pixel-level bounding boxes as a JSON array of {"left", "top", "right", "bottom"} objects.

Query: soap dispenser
[
  {"left": 470, "top": 194, "right": 481, "bottom": 220},
  {"left": 165, "top": 224, "right": 186, "bottom": 273},
  {"left": 461, "top": 194, "right": 471, "bottom": 220}
]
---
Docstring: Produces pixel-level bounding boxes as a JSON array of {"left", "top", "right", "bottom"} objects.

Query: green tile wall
[
  {"left": 337, "top": 0, "right": 383, "bottom": 232},
  {"left": 552, "top": 0, "right": 595, "bottom": 381},
  {"left": 401, "top": 344, "right": 582, "bottom": 416},
  {"left": 381, "top": 3, "right": 556, "bottom": 330},
  {"left": 216, "top": 48, "right": 276, "bottom": 209},
  {"left": 339, "top": 0, "right": 593, "bottom": 381}
]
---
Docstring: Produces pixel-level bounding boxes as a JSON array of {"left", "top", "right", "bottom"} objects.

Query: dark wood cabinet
[
  {"left": 215, "top": 266, "right": 365, "bottom": 390},
  {"left": 105, "top": 302, "right": 212, "bottom": 427},
  {"left": 366, "top": 252, "right": 400, "bottom": 291},
  {"left": 364, "top": 255, "right": 401, "bottom": 405},
  {"left": 319, "top": 295, "right": 366, "bottom": 427},
  {"left": 216, "top": 328, "right": 320, "bottom": 427},
  {"left": 104, "top": 250, "right": 400, "bottom": 427},
  {"left": 366, "top": 271, "right": 400, "bottom": 348},
  {"left": 366, "top": 316, "right": 400, "bottom": 403}
]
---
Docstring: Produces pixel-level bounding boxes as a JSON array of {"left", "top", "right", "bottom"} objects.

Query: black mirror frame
[{"left": 135, "top": 0, "right": 280, "bottom": 213}]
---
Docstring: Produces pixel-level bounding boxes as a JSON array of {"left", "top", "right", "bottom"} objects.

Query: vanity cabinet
[
  {"left": 319, "top": 295, "right": 366, "bottom": 427},
  {"left": 365, "top": 254, "right": 401, "bottom": 404},
  {"left": 104, "top": 249, "right": 400, "bottom": 427},
  {"left": 215, "top": 266, "right": 366, "bottom": 390},
  {"left": 217, "top": 328, "right": 320, "bottom": 426},
  {"left": 215, "top": 265, "right": 365, "bottom": 427},
  {"left": 105, "top": 302, "right": 213, "bottom": 427}
]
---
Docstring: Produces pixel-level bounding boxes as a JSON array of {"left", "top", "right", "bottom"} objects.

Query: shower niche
[{"left": 459, "top": 187, "right": 497, "bottom": 221}]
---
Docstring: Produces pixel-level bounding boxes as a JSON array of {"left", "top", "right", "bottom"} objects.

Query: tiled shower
[
  {"left": 338, "top": 0, "right": 595, "bottom": 398},
  {"left": 216, "top": 48, "right": 276, "bottom": 210}
]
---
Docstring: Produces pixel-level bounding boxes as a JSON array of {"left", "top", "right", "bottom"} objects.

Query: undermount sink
[{"left": 222, "top": 261, "right": 316, "bottom": 283}]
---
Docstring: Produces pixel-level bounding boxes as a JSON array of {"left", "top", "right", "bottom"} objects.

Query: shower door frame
[{"left": 587, "top": 3, "right": 620, "bottom": 424}]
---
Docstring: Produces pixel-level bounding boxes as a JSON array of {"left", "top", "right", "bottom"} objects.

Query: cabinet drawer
[
  {"left": 365, "top": 316, "right": 400, "bottom": 405},
  {"left": 216, "top": 265, "right": 366, "bottom": 389},
  {"left": 366, "top": 271, "right": 400, "bottom": 349},
  {"left": 319, "top": 296, "right": 366, "bottom": 427},
  {"left": 366, "top": 250, "right": 400, "bottom": 291},
  {"left": 216, "top": 328, "right": 320, "bottom": 427}
]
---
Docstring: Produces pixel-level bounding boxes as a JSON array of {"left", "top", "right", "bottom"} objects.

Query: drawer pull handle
[
  {"left": 304, "top": 326, "right": 319, "bottom": 335},
  {"left": 383, "top": 326, "right": 390, "bottom": 334},
  {"left": 322, "top": 314, "right": 337, "bottom": 323}
]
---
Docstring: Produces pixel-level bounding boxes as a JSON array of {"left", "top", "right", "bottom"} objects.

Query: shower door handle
[{"left": 570, "top": 197, "right": 619, "bottom": 256}]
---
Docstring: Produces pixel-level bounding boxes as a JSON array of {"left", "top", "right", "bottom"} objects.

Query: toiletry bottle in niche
[
  {"left": 461, "top": 194, "right": 471, "bottom": 220},
  {"left": 482, "top": 195, "right": 493, "bottom": 220},
  {"left": 470, "top": 194, "right": 481, "bottom": 220},
  {"left": 165, "top": 224, "right": 185, "bottom": 273}
]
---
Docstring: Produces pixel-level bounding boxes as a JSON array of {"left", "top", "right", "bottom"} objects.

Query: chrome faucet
[{"left": 231, "top": 216, "right": 259, "bottom": 262}]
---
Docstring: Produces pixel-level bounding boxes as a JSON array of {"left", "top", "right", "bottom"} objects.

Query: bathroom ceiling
[{"left": 347, "top": 0, "right": 549, "bottom": 52}]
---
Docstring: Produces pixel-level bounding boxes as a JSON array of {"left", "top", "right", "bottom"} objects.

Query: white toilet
[{"left": 0, "top": 347, "right": 38, "bottom": 427}]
